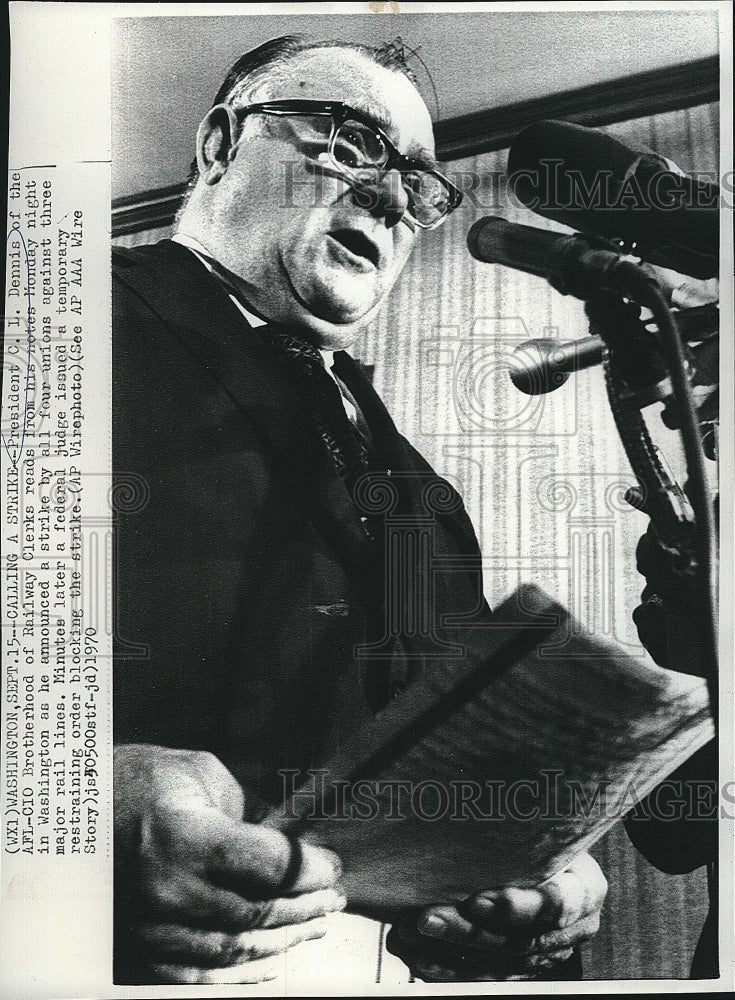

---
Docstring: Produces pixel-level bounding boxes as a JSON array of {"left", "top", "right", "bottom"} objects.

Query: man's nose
[{"left": 353, "top": 168, "right": 410, "bottom": 228}]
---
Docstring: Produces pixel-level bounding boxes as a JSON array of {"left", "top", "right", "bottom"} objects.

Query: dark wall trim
[
  {"left": 112, "top": 184, "right": 187, "bottom": 238},
  {"left": 112, "top": 56, "right": 719, "bottom": 237},
  {"left": 434, "top": 56, "right": 719, "bottom": 160}
]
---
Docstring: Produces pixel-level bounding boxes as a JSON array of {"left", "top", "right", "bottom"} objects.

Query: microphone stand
[{"left": 585, "top": 290, "right": 719, "bottom": 722}]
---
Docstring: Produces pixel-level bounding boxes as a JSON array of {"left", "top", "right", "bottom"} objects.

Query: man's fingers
[
  {"left": 150, "top": 957, "right": 281, "bottom": 985},
  {"left": 414, "top": 906, "right": 591, "bottom": 953},
  {"left": 387, "top": 858, "right": 606, "bottom": 986},
  {"left": 459, "top": 853, "right": 607, "bottom": 934},
  {"left": 141, "top": 869, "right": 269, "bottom": 930},
  {"left": 524, "top": 947, "right": 575, "bottom": 968},
  {"left": 202, "top": 819, "right": 342, "bottom": 896},
  {"left": 257, "top": 888, "right": 347, "bottom": 928},
  {"left": 147, "top": 885, "right": 345, "bottom": 933},
  {"left": 459, "top": 885, "right": 556, "bottom": 932},
  {"left": 142, "top": 869, "right": 344, "bottom": 931},
  {"left": 133, "top": 805, "right": 345, "bottom": 935},
  {"left": 530, "top": 911, "right": 602, "bottom": 953},
  {"left": 413, "top": 907, "right": 507, "bottom": 950},
  {"left": 136, "top": 916, "right": 328, "bottom": 967},
  {"left": 558, "top": 852, "right": 608, "bottom": 913},
  {"left": 413, "top": 903, "right": 598, "bottom": 960},
  {"left": 144, "top": 805, "right": 341, "bottom": 898},
  {"left": 147, "top": 908, "right": 333, "bottom": 984}
]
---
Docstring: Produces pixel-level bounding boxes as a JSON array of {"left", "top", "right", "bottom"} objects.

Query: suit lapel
[
  {"left": 114, "top": 240, "right": 378, "bottom": 574},
  {"left": 333, "top": 351, "right": 428, "bottom": 478},
  {"left": 114, "top": 239, "right": 300, "bottom": 455}
]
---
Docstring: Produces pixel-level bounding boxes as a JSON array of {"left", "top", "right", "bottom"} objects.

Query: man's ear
[{"left": 195, "top": 104, "right": 241, "bottom": 185}]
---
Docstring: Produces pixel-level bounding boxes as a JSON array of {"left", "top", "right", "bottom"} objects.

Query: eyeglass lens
[
  {"left": 332, "top": 120, "right": 450, "bottom": 225},
  {"left": 265, "top": 110, "right": 452, "bottom": 227},
  {"left": 332, "top": 121, "right": 389, "bottom": 170}
]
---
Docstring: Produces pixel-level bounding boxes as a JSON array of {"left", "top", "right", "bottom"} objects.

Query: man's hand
[
  {"left": 639, "top": 262, "right": 719, "bottom": 310},
  {"left": 114, "top": 745, "right": 344, "bottom": 984},
  {"left": 632, "top": 520, "right": 715, "bottom": 677},
  {"left": 386, "top": 853, "right": 606, "bottom": 982}
]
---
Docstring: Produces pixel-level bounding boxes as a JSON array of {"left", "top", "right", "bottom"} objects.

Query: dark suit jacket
[
  {"left": 112, "top": 240, "right": 492, "bottom": 805},
  {"left": 624, "top": 740, "right": 718, "bottom": 978}
]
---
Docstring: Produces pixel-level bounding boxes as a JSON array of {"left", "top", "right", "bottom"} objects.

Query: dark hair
[
  {"left": 210, "top": 34, "right": 418, "bottom": 109},
  {"left": 180, "top": 34, "right": 420, "bottom": 200}
]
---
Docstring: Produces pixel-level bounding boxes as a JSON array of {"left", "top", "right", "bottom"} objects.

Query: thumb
[{"left": 199, "top": 811, "right": 342, "bottom": 897}]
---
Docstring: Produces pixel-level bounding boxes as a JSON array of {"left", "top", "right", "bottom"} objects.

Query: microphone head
[
  {"left": 507, "top": 120, "right": 719, "bottom": 278},
  {"left": 466, "top": 216, "right": 490, "bottom": 262},
  {"left": 508, "top": 120, "right": 666, "bottom": 236},
  {"left": 509, "top": 339, "right": 572, "bottom": 396},
  {"left": 467, "top": 216, "right": 563, "bottom": 279}
]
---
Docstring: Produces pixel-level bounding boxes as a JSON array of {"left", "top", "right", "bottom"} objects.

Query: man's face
[{"left": 205, "top": 48, "right": 437, "bottom": 348}]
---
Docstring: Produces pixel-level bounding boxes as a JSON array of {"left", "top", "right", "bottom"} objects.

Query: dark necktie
[
  {"left": 265, "top": 327, "right": 406, "bottom": 707},
  {"left": 264, "top": 327, "right": 371, "bottom": 494}
]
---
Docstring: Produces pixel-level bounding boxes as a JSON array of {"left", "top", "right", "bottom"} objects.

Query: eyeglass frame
[{"left": 230, "top": 99, "right": 463, "bottom": 229}]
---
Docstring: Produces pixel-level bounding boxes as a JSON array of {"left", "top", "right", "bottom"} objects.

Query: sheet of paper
[{"left": 269, "top": 585, "right": 714, "bottom": 909}]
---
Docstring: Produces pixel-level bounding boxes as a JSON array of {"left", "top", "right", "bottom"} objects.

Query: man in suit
[{"left": 113, "top": 35, "right": 607, "bottom": 984}]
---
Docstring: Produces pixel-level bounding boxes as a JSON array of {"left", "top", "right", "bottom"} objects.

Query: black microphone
[
  {"left": 509, "top": 337, "right": 603, "bottom": 395},
  {"left": 507, "top": 120, "right": 719, "bottom": 279},
  {"left": 467, "top": 216, "right": 658, "bottom": 303}
]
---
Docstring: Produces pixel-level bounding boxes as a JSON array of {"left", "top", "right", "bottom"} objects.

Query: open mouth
[{"left": 328, "top": 229, "right": 381, "bottom": 269}]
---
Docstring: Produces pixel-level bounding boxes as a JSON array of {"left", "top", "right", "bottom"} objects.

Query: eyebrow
[
  {"left": 356, "top": 99, "right": 393, "bottom": 133},
  {"left": 405, "top": 143, "right": 438, "bottom": 171}
]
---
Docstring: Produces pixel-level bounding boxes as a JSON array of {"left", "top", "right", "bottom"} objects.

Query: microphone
[
  {"left": 507, "top": 120, "right": 719, "bottom": 279},
  {"left": 509, "top": 337, "right": 603, "bottom": 395},
  {"left": 508, "top": 305, "right": 718, "bottom": 396},
  {"left": 467, "top": 216, "right": 657, "bottom": 303}
]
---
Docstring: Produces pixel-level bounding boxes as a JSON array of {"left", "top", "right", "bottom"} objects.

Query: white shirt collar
[
  {"left": 172, "top": 233, "right": 340, "bottom": 374},
  {"left": 171, "top": 232, "right": 267, "bottom": 329}
]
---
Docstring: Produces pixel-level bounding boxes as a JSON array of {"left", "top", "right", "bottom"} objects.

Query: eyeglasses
[{"left": 232, "top": 99, "right": 463, "bottom": 230}]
